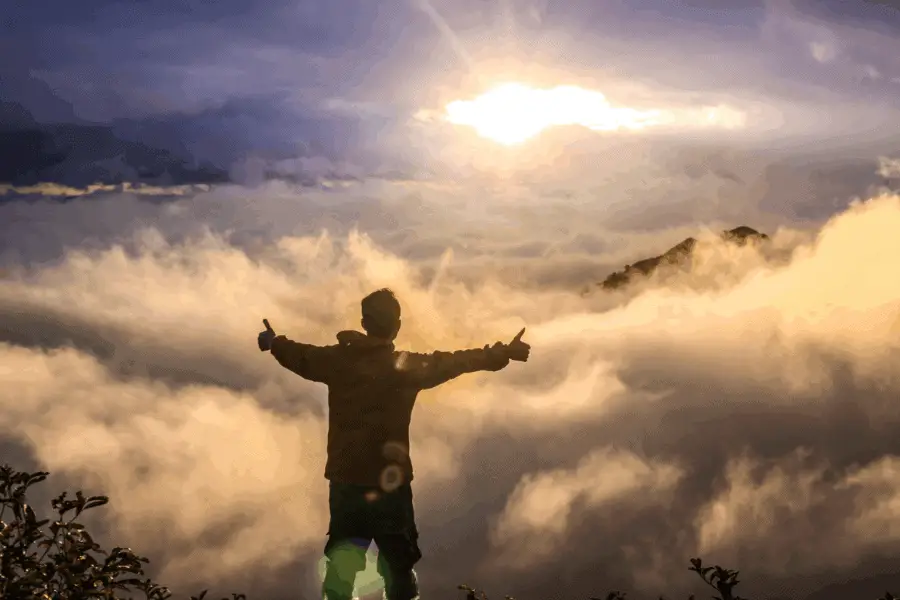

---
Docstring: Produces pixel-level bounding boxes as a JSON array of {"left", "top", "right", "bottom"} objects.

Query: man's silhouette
[{"left": 258, "top": 288, "right": 530, "bottom": 600}]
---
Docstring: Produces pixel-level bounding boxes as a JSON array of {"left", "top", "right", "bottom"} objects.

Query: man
[{"left": 257, "top": 288, "right": 530, "bottom": 600}]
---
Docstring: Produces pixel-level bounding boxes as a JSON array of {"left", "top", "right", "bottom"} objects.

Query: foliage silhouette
[
  {"left": 0, "top": 464, "right": 244, "bottom": 600},
  {"left": 458, "top": 553, "right": 899, "bottom": 600}
]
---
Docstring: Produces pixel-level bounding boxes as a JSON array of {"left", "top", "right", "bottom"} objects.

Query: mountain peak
[
  {"left": 722, "top": 226, "right": 769, "bottom": 244},
  {"left": 598, "top": 226, "right": 769, "bottom": 291}
]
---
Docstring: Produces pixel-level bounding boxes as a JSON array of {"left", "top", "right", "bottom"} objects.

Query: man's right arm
[{"left": 270, "top": 336, "right": 338, "bottom": 384}]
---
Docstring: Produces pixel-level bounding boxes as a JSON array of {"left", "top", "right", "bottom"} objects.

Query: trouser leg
[
  {"left": 323, "top": 536, "right": 370, "bottom": 600},
  {"left": 324, "top": 482, "right": 374, "bottom": 600},
  {"left": 375, "top": 532, "right": 422, "bottom": 600},
  {"left": 371, "top": 483, "right": 421, "bottom": 600}
]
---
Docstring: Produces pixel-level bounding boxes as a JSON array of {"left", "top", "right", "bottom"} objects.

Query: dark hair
[{"left": 361, "top": 288, "right": 401, "bottom": 338}]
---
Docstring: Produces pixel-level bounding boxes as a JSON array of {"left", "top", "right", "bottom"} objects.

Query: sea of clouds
[{"left": 1, "top": 175, "right": 899, "bottom": 600}]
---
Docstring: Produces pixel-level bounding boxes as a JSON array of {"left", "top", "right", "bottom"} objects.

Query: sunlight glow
[{"left": 444, "top": 83, "right": 664, "bottom": 145}]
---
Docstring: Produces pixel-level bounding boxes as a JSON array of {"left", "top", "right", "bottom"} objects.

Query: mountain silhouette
[{"left": 598, "top": 226, "right": 770, "bottom": 290}]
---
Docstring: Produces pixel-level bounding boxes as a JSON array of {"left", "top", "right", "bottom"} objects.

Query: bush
[
  {"left": 1, "top": 463, "right": 897, "bottom": 600},
  {"left": 0, "top": 464, "right": 243, "bottom": 600}
]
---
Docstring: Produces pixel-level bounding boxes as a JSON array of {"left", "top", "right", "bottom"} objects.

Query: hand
[
  {"left": 258, "top": 318, "right": 277, "bottom": 352},
  {"left": 506, "top": 327, "right": 530, "bottom": 362}
]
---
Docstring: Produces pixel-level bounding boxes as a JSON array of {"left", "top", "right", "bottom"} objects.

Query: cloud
[
  {"left": 0, "top": 182, "right": 212, "bottom": 198},
  {"left": 809, "top": 41, "right": 837, "bottom": 63},
  {"left": 764, "top": 0, "right": 900, "bottom": 106},
  {"left": 0, "top": 342, "right": 330, "bottom": 582},
  {"left": 488, "top": 449, "right": 683, "bottom": 568},
  {"left": 1, "top": 182, "right": 900, "bottom": 599},
  {"left": 864, "top": 64, "right": 883, "bottom": 80},
  {"left": 7, "top": 0, "right": 900, "bottom": 194},
  {"left": 878, "top": 156, "right": 900, "bottom": 179},
  {"left": 691, "top": 450, "right": 900, "bottom": 582}
]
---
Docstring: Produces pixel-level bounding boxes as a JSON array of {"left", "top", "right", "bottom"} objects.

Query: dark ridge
[{"left": 598, "top": 226, "right": 770, "bottom": 291}]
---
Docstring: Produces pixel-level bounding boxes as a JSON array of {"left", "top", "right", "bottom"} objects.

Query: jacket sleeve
[
  {"left": 270, "top": 336, "right": 339, "bottom": 384},
  {"left": 402, "top": 343, "right": 510, "bottom": 390}
]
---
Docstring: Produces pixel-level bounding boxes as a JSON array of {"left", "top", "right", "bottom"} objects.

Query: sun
[{"left": 444, "top": 83, "right": 664, "bottom": 146}]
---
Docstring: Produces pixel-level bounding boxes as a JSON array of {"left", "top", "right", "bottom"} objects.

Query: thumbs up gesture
[
  {"left": 258, "top": 318, "right": 277, "bottom": 352},
  {"left": 506, "top": 328, "right": 530, "bottom": 362}
]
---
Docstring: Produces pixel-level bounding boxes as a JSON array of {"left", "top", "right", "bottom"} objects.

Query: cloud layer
[{"left": 1, "top": 175, "right": 900, "bottom": 599}]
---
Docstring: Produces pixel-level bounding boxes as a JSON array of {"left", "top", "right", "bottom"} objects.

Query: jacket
[{"left": 270, "top": 330, "right": 510, "bottom": 487}]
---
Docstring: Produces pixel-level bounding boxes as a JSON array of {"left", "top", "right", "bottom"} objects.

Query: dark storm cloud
[
  {"left": 4, "top": 0, "right": 392, "bottom": 114},
  {"left": 2, "top": 0, "right": 415, "bottom": 182},
  {"left": 6, "top": 0, "right": 900, "bottom": 187}
]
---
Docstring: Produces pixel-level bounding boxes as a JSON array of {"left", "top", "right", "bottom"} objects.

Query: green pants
[{"left": 323, "top": 482, "right": 421, "bottom": 600}]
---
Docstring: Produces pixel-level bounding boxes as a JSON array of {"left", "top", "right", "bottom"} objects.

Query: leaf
[
  {"left": 83, "top": 496, "right": 109, "bottom": 512},
  {"left": 26, "top": 472, "right": 49, "bottom": 487}
]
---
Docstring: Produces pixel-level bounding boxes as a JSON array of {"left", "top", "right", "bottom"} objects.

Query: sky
[
  {"left": 5, "top": 0, "right": 900, "bottom": 179},
  {"left": 3, "top": 1, "right": 900, "bottom": 599}
]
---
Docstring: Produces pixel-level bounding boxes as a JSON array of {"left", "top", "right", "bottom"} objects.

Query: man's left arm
[
  {"left": 404, "top": 328, "right": 530, "bottom": 390},
  {"left": 403, "top": 343, "right": 511, "bottom": 390}
]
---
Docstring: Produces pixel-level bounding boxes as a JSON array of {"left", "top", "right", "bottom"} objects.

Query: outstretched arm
[
  {"left": 269, "top": 336, "right": 338, "bottom": 384},
  {"left": 402, "top": 344, "right": 509, "bottom": 390},
  {"left": 258, "top": 320, "right": 337, "bottom": 383},
  {"left": 404, "top": 329, "right": 530, "bottom": 390}
]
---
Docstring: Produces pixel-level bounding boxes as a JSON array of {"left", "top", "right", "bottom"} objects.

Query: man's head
[{"left": 361, "top": 288, "right": 402, "bottom": 341}]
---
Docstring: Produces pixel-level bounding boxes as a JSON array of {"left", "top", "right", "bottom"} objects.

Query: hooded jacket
[{"left": 270, "top": 330, "right": 510, "bottom": 487}]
